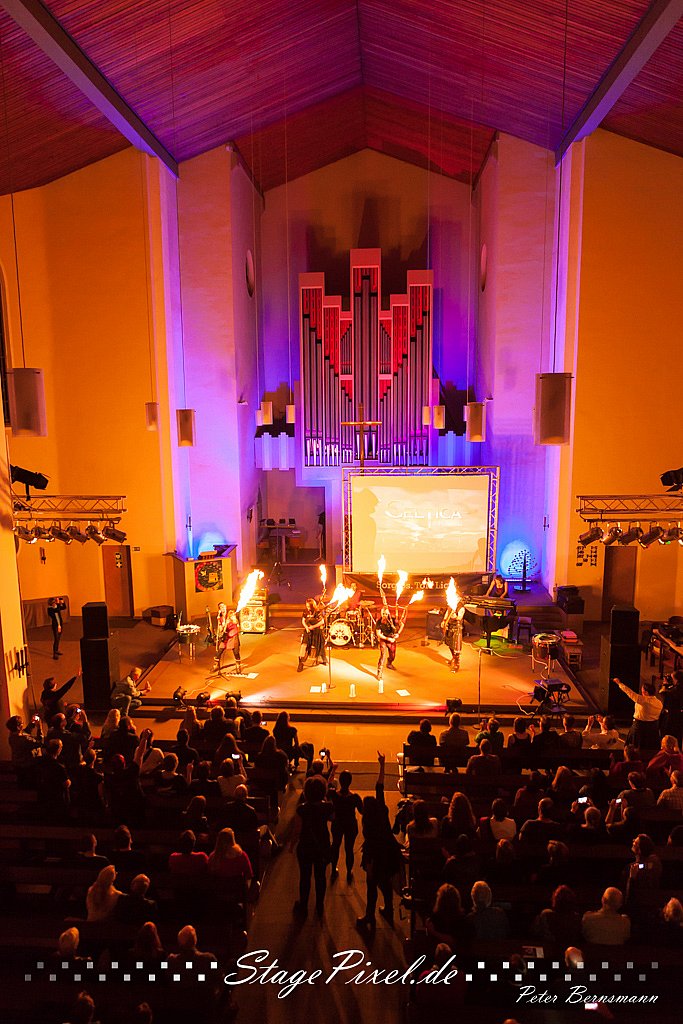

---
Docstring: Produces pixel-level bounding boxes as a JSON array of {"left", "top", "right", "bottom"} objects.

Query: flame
[
  {"left": 236, "top": 569, "right": 265, "bottom": 613},
  {"left": 408, "top": 590, "right": 425, "bottom": 605},
  {"left": 329, "top": 583, "right": 354, "bottom": 607},
  {"left": 395, "top": 570, "right": 408, "bottom": 603},
  {"left": 446, "top": 577, "right": 461, "bottom": 611},
  {"left": 319, "top": 564, "right": 327, "bottom": 587},
  {"left": 377, "top": 555, "right": 386, "bottom": 587}
]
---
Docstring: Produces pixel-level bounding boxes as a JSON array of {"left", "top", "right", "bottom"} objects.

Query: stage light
[
  {"left": 601, "top": 525, "right": 622, "bottom": 546},
  {"left": 50, "top": 524, "right": 72, "bottom": 544},
  {"left": 66, "top": 524, "right": 89, "bottom": 545},
  {"left": 10, "top": 464, "right": 48, "bottom": 493},
  {"left": 618, "top": 525, "right": 643, "bottom": 546},
  {"left": 15, "top": 525, "right": 37, "bottom": 544},
  {"left": 102, "top": 525, "right": 127, "bottom": 544},
  {"left": 659, "top": 524, "right": 683, "bottom": 545},
  {"left": 85, "top": 524, "right": 106, "bottom": 545},
  {"left": 639, "top": 525, "right": 664, "bottom": 548},
  {"left": 661, "top": 468, "right": 683, "bottom": 492},
  {"left": 33, "top": 525, "right": 54, "bottom": 543},
  {"left": 578, "top": 525, "right": 603, "bottom": 546},
  {"left": 445, "top": 697, "right": 463, "bottom": 715}
]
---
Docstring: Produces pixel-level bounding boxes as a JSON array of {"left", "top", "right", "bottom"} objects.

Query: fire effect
[
  {"left": 395, "top": 570, "right": 408, "bottom": 603},
  {"left": 408, "top": 590, "right": 425, "bottom": 605},
  {"left": 377, "top": 555, "right": 386, "bottom": 587},
  {"left": 329, "top": 583, "right": 354, "bottom": 607},
  {"left": 236, "top": 569, "right": 265, "bottom": 613},
  {"left": 446, "top": 577, "right": 461, "bottom": 611},
  {"left": 319, "top": 564, "right": 327, "bottom": 588}
]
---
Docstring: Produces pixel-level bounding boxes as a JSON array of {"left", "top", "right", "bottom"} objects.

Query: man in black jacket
[
  {"left": 47, "top": 596, "right": 67, "bottom": 659},
  {"left": 41, "top": 670, "right": 81, "bottom": 724}
]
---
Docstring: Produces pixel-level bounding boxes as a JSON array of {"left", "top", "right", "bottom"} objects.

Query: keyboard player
[{"left": 485, "top": 574, "right": 510, "bottom": 600}]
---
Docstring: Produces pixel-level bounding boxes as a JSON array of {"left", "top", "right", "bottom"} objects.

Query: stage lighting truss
[
  {"left": 576, "top": 495, "right": 683, "bottom": 550},
  {"left": 12, "top": 494, "right": 127, "bottom": 545}
]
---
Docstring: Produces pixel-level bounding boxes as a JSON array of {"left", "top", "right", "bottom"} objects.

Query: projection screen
[{"left": 347, "top": 470, "right": 496, "bottom": 574}]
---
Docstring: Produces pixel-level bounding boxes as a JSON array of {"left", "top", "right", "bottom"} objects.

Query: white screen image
[{"left": 350, "top": 474, "right": 490, "bottom": 573}]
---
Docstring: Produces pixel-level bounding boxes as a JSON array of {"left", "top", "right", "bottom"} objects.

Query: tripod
[{"left": 268, "top": 560, "right": 290, "bottom": 589}]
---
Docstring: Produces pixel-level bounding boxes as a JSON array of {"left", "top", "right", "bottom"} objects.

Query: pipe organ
[{"left": 300, "top": 249, "right": 433, "bottom": 470}]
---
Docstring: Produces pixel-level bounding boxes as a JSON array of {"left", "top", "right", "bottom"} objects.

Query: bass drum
[{"left": 328, "top": 619, "right": 354, "bottom": 648}]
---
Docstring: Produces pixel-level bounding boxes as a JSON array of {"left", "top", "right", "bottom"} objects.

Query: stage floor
[{"left": 144, "top": 617, "right": 589, "bottom": 716}]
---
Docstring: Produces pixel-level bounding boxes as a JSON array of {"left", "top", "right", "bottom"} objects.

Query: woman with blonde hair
[
  {"left": 440, "top": 791, "right": 477, "bottom": 847},
  {"left": 100, "top": 708, "right": 120, "bottom": 741},
  {"left": 208, "top": 827, "right": 253, "bottom": 881},
  {"left": 86, "top": 864, "right": 123, "bottom": 921}
]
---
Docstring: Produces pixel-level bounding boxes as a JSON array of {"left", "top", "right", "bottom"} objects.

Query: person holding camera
[
  {"left": 47, "top": 596, "right": 67, "bottom": 659},
  {"left": 660, "top": 670, "right": 683, "bottom": 744},
  {"left": 111, "top": 667, "right": 151, "bottom": 718},
  {"left": 5, "top": 714, "right": 43, "bottom": 785}
]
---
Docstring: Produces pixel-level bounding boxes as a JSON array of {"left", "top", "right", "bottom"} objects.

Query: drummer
[
  {"left": 486, "top": 573, "right": 509, "bottom": 599},
  {"left": 343, "top": 582, "right": 363, "bottom": 613}
]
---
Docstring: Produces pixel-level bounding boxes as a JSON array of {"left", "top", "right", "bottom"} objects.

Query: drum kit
[
  {"left": 176, "top": 622, "right": 201, "bottom": 658},
  {"left": 325, "top": 600, "right": 377, "bottom": 648}
]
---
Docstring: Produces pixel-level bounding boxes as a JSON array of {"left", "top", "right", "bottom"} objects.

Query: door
[
  {"left": 601, "top": 545, "right": 637, "bottom": 621},
  {"left": 102, "top": 545, "right": 134, "bottom": 618}
]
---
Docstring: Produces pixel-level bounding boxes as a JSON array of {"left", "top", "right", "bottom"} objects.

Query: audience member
[
  {"left": 243, "top": 709, "right": 269, "bottom": 749},
  {"left": 439, "top": 712, "right": 470, "bottom": 751},
  {"left": 329, "top": 769, "right": 363, "bottom": 883},
  {"left": 518, "top": 797, "right": 562, "bottom": 845},
  {"left": 581, "top": 886, "right": 631, "bottom": 945},
  {"left": 208, "top": 827, "right": 254, "bottom": 882},
  {"left": 273, "top": 711, "right": 301, "bottom": 768},
  {"left": 531, "top": 716, "right": 560, "bottom": 754},
  {"left": 477, "top": 798, "right": 517, "bottom": 843},
  {"left": 465, "top": 738, "right": 501, "bottom": 776},
  {"left": 616, "top": 772, "right": 656, "bottom": 814},
  {"left": 406, "top": 799, "right": 439, "bottom": 844},
  {"left": 172, "top": 728, "right": 200, "bottom": 772},
  {"left": 582, "top": 713, "right": 622, "bottom": 750},
  {"left": 426, "top": 883, "right": 474, "bottom": 954},
  {"left": 40, "top": 672, "right": 80, "bottom": 723},
  {"left": 468, "top": 881, "right": 510, "bottom": 939},
  {"left": 115, "top": 873, "right": 158, "bottom": 926},
  {"left": 86, "top": 865, "right": 123, "bottom": 921},
  {"left": 507, "top": 716, "right": 534, "bottom": 755},
  {"left": 537, "top": 884, "right": 581, "bottom": 950},
  {"left": 38, "top": 738, "right": 71, "bottom": 817},
  {"left": 356, "top": 753, "right": 403, "bottom": 929},
  {"left": 558, "top": 714, "right": 583, "bottom": 749},
  {"left": 614, "top": 677, "right": 663, "bottom": 751},
  {"left": 657, "top": 768, "right": 683, "bottom": 811},
  {"left": 293, "top": 775, "right": 333, "bottom": 920},
  {"left": 440, "top": 791, "right": 477, "bottom": 845},
  {"left": 169, "top": 830, "right": 210, "bottom": 876}
]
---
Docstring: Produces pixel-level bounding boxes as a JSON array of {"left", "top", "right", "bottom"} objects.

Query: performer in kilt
[
  {"left": 376, "top": 606, "right": 400, "bottom": 680},
  {"left": 441, "top": 600, "right": 466, "bottom": 672},
  {"left": 297, "top": 598, "right": 327, "bottom": 672}
]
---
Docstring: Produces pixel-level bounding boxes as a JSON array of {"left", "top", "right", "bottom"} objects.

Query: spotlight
[
  {"left": 445, "top": 697, "right": 463, "bottom": 715},
  {"left": 10, "top": 464, "right": 49, "bottom": 495},
  {"left": 15, "top": 525, "right": 37, "bottom": 544},
  {"left": 66, "top": 524, "right": 89, "bottom": 545},
  {"left": 102, "top": 525, "right": 127, "bottom": 543},
  {"left": 601, "top": 525, "right": 622, "bottom": 546},
  {"left": 85, "top": 524, "right": 106, "bottom": 545},
  {"left": 660, "top": 524, "right": 683, "bottom": 545},
  {"left": 173, "top": 686, "right": 188, "bottom": 708},
  {"left": 618, "top": 525, "right": 643, "bottom": 546},
  {"left": 578, "top": 525, "right": 603, "bottom": 546},
  {"left": 196, "top": 691, "right": 210, "bottom": 707},
  {"left": 51, "top": 524, "right": 72, "bottom": 544},
  {"left": 33, "top": 525, "right": 54, "bottom": 543},
  {"left": 639, "top": 525, "right": 664, "bottom": 548},
  {"left": 660, "top": 468, "right": 683, "bottom": 492}
]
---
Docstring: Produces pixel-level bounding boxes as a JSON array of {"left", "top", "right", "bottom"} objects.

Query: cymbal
[{"left": 360, "top": 600, "right": 375, "bottom": 607}]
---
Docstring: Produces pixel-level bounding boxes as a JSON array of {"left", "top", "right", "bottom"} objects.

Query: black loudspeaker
[
  {"left": 599, "top": 636, "right": 641, "bottom": 717},
  {"left": 610, "top": 605, "right": 639, "bottom": 646},
  {"left": 426, "top": 609, "right": 446, "bottom": 640},
  {"left": 82, "top": 602, "right": 109, "bottom": 639},
  {"left": 80, "top": 635, "right": 120, "bottom": 710}
]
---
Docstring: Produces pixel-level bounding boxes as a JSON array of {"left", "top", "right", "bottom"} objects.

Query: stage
[{"left": 140, "top": 613, "right": 590, "bottom": 718}]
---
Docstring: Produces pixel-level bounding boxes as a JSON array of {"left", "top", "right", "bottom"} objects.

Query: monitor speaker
[
  {"left": 426, "top": 608, "right": 446, "bottom": 640},
  {"left": 82, "top": 602, "right": 110, "bottom": 639},
  {"left": 610, "top": 605, "right": 639, "bottom": 646},
  {"left": 80, "top": 635, "right": 120, "bottom": 710},
  {"left": 534, "top": 372, "right": 571, "bottom": 444},
  {"left": 240, "top": 603, "right": 267, "bottom": 634},
  {"left": 599, "top": 637, "right": 641, "bottom": 717}
]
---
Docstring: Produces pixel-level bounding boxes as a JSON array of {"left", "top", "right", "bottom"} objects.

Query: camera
[
  {"left": 578, "top": 796, "right": 588, "bottom": 804},
  {"left": 615, "top": 797, "right": 622, "bottom": 804},
  {"left": 231, "top": 753, "right": 240, "bottom": 761},
  {"left": 319, "top": 748, "right": 327, "bottom": 760}
]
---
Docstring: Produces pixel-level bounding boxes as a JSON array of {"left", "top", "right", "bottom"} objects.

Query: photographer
[
  {"left": 5, "top": 714, "right": 43, "bottom": 786},
  {"left": 660, "top": 670, "right": 683, "bottom": 744}
]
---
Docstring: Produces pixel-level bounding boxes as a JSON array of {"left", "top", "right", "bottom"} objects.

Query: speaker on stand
[
  {"left": 598, "top": 605, "right": 641, "bottom": 717},
  {"left": 80, "top": 602, "right": 119, "bottom": 710}
]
